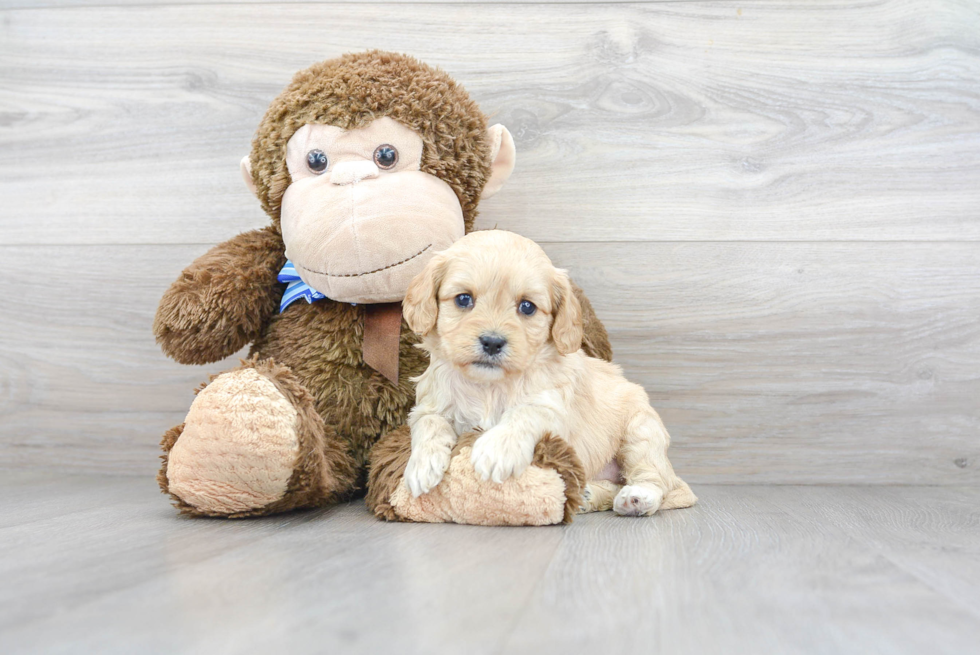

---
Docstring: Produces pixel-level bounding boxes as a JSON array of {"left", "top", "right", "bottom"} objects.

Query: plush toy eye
[
  {"left": 455, "top": 293, "right": 474, "bottom": 309},
  {"left": 307, "top": 149, "right": 328, "bottom": 174},
  {"left": 518, "top": 300, "right": 537, "bottom": 316},
  {"left": 374, "top": 144, "right": 398, "bottom": 170}
]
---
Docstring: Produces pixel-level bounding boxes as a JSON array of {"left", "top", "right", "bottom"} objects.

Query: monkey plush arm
[{"left": 154, "top": 226, "right": 286, "bottom": 365}]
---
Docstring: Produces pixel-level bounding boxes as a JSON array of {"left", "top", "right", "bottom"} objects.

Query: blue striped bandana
[{"left": 278, "top": 260, "right": 328, "bottom": 312}]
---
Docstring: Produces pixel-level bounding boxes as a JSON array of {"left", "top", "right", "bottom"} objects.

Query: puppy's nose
[{"left": 479, "top": 334, "right": 507, "bottom": 356}]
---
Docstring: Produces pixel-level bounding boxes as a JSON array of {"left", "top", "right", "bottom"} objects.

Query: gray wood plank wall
[{"left": 1, "top": 1, "right": 977, "bottom": 484}]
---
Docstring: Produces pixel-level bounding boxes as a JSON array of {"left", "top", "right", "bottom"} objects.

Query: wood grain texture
[
  {"left": 3, "top": 474, "right": 980, "bottom": 654},
  {"left": 769, "top": 485, "right": 980, "bottom": 618},
  {"left": 1, "top": 1, "right": 978, "bottom": 244},
  {"left": 0, "top": 241, "right": 976, "bottom": 484},
  {"left": 505, "top": 484, "right": 980, "bottom": 655}
]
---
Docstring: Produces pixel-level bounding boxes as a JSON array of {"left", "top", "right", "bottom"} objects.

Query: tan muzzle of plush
[
  {"left": 280, "top": 170, "right": 464, "bottom": 304},
  {"left": 242, "top": 117, "right": 515, "bottom": 305}
]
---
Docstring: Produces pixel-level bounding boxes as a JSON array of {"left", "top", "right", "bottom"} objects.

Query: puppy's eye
[
  {"left": 454, "top": 293, "right": 474, "bottom": 309},
  {"left": 374, "top": 144, "right": 398, "bottom": 170},
  {"left": 518, "top": 300, "right": 537, "bottom": 316},
  {"left": 307, "top": 149, "right": 328, "bottom": 174}
]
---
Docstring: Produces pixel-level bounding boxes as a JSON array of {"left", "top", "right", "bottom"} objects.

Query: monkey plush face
[
  {"left": 241, "top": 51, "right": 516, "bottom": 305},
  {"left": 278, "top": 117, "right": 464, "bottom": 304}
]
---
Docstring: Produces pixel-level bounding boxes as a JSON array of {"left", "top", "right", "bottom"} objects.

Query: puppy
[{"left": 401, "top": 230, "right": 695, "bottom": 516}]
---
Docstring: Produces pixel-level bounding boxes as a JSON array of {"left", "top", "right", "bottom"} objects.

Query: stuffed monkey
[{"left": 154, "top": 51, "right": 612, "bottom": 522}]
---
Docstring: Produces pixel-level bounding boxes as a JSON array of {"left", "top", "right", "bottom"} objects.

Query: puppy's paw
[
  {"left": 470, "top": 427, "right": 535, "bottom": 484},
  {"left": 404, "top": 445, "right": 452, "bottom": 497},
  {"left": 613, "top": 485, "right": 664, "bottom": 517}
]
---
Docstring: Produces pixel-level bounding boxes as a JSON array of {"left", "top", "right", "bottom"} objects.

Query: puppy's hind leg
[
  {"left": 614, "top": 409, "right": 692, "bottom": 517},
  {"left": 578, "top": 480, "right": 621, "bottom": 513}
]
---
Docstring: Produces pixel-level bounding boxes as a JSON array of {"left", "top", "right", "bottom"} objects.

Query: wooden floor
[{"left": 2, "top": 472, "right": 978, "bottom": 654}]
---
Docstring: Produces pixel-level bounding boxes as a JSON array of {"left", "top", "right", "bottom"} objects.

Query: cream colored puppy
[{"left": 401, "top": 230, "right": 695, "bottom": 516}]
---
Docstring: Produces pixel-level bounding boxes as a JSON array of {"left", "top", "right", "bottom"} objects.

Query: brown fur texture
[
  {"left": 533, "top": 434, "right": 587, "bottom": 524},
  {"left": 154, "top": 51, "right": 613, "bottom": 520},
  {"left": 573, "top": 282, "right": 613, "bottom": 363},
  {"left": 249, "top": 301, "right": 429, "bottom": 481},
  {"left": 157, "top": 423, "right": 184, "bottom": 497},
  {"left": 154, "top": 226, "right": 286, "bottom": 365},
  {"left": 364, "top": 425, "right": 414, "bottom": 522}
]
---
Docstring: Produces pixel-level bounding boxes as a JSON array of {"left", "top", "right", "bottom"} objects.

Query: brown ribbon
[{"left": 362, "top": 302, "right": 403, "bottom": 383}]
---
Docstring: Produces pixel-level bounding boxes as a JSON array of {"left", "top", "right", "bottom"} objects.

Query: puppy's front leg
[
  {"left": 405, "top": 414, "right": 458, "bottom": 497},
  {"left": 471, "top": 398, "right": 563, "bottom": 483}
]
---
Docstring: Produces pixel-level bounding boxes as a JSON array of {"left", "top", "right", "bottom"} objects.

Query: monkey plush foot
[
  {"left": 159, "top": 359, "right": 355, "bottom": 518},
  {"left": 367, "top": 428, "right": 586, "bottom": 526}
]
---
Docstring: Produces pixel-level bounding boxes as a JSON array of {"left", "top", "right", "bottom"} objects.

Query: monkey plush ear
[
  {"left": 403, "top": 254, "right": 446, "bottom": 336},
  {"left": 240, "top": 155, "right": 258, "bottom": 197},
  {"left": 551, "top": 269, "right": 584, "bottom": 355},
  {"left": 480, "top": 124, "right": 516, "bottom": 199}
]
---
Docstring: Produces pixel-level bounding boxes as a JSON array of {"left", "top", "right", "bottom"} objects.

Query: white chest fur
[{"left": 439, "top": 370, "right": 518, "bottom": 434}]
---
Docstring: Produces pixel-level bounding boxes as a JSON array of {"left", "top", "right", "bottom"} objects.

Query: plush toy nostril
[{"left": 479, "top": 334, "right": 507, "bottom": 356}]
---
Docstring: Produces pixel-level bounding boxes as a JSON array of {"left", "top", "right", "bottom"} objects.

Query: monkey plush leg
[
  {"left": 367, "top": 429, "right": 586, "bottom": 526},
  {"left": 159, "top": 359, "right": 355, "bottom": 518}
]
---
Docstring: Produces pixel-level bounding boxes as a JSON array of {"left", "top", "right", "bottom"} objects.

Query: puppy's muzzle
[{"left": 478, "top": 333, "right": 507, "bottom": 357}]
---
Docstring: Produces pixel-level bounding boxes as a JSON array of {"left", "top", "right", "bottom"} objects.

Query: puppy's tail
[{"left": 661, "top": 477, "right": 698, "bottom": 510}]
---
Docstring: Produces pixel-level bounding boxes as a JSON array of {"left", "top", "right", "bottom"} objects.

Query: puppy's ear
[
  {"left": 403, "top": 254, "right": 446, "bottom": 336},
  {"left": 551, "top": 269, "right": 584, "bottom": 355}
]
